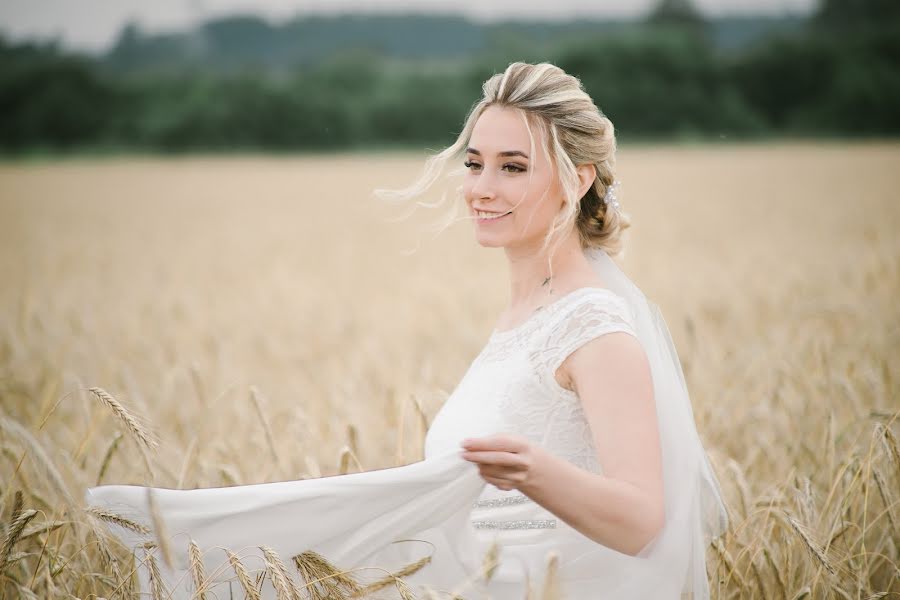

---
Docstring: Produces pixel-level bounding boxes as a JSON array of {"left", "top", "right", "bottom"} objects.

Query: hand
[{"left": 459, "top": 433, "right": 539, "bottom": 491}]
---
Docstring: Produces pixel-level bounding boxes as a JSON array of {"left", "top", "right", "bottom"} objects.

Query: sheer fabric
[{"left": 85, "top": 247, "right": 728, "bottom": 599}]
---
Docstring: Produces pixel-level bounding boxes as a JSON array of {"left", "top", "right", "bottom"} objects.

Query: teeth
[{"left": 476, "top": 210, "right": 510, "bottom": 220}]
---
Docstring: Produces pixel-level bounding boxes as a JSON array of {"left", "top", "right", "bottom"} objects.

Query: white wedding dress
[{"left": 85, "top": 248, "right": 729, "bottom": 599}]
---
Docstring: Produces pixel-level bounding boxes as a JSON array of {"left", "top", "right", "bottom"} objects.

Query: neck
[{"left": 504, "top": 230, "right": 588, "bottom": 307}]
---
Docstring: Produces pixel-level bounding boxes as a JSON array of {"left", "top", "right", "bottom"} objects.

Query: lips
[{"left": 474, "top": 209, "right": 513, "bottom": 222}]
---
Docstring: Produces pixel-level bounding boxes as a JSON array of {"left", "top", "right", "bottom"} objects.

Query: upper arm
[{"left": 558, "top": 328, "right": 664, "bottom": 525}]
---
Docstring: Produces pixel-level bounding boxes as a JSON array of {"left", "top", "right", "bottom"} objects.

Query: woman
[{"left": 85, "top": 62, "right": 729, "bottom": 599}]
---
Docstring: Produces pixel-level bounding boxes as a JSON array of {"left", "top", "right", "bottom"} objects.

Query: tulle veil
[{"left": 84, "top": 246, "right": 729, "bottom": 599}]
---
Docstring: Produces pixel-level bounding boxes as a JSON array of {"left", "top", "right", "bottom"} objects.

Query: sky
[{"left": 0, "top": 0, "right": 818, "bottom": 54}]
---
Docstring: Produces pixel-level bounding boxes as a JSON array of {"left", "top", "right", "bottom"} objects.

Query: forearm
[{"left": 518, "top": 445, "right": 664, "bottom": 557}]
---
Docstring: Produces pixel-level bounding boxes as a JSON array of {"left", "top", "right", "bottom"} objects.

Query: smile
[{"left": 475, "top": 210, "right": 513, "bottom": 222}]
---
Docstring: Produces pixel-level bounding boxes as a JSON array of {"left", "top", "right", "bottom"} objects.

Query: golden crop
[{"left": 0, "top": 141, "right": 897, "bottom": 598}]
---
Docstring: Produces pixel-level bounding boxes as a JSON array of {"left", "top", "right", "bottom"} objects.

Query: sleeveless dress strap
[{"left": 537, "top": 290, "right": 639, "bottom": 386}]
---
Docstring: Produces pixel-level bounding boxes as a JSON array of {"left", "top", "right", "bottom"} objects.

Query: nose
[{"left": 470, "top": 169, "right": 497, "bottom": 202}]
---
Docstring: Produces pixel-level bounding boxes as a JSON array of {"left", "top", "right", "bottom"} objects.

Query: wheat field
[{"left": 0, "top": 141, "right": 897, "bottom": 599}]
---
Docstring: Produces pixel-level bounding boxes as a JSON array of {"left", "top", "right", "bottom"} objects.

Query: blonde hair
[{"left": 374, "top": 61, "right": 630, "bottom": 258}]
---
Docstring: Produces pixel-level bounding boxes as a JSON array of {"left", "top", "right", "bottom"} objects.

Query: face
[{"left": 463, "top": 105, "right": 565, "bottom": 250}]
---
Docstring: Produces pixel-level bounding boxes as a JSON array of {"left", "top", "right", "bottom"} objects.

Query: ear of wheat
[
  {"left": 88, "top": 386, "right": 158, "bottom": 478},
  {"left": 294, "top": 549, "right": 363, "bottom": 600},
  {"left": 260, "top": 545, "right": 302, "bottom": 600},
  {"left": 226, "top": 550, "right": 262, "bottom": 600},
  {"left": 141, "top": 542, "right": 170, "bottom": 600},
  {"left": 1, "top": 506, "right": 37, "bottom": 572},
  {"left": 85, "top": 506, "right": 150, "bottom": 536},
  {"left": 188, "top": 539, "right": 208, "bottom": 600},
  {"left": 88, "top": 387, "right": 159, "bottom": 450}
]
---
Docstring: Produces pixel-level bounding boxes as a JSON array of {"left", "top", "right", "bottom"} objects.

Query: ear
[{"left": 576, "top": 163, "right": 597, "bottom": 200}]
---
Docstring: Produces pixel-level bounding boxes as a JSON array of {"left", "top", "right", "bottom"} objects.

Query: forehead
[{"left": 469, "top": 105, "right": 545, "bottom": 155}]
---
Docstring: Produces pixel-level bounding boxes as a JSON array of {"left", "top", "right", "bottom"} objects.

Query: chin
[{"left": 473, "top": 232, "right": 510, "bottom": 249}]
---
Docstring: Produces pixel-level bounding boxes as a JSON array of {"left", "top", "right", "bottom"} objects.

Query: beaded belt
[
  {"left": 471, "top": 494, "right": 557, "bottom": 529},
  {"left": 472, "top": 518, "right": 557, "bottom": 530},
  {"left": 472, "top": 494, "right": 533, "bottom": 509}
]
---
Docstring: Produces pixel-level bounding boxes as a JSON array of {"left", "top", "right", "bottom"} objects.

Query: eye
[
  {"left": 503, "top": 163, "right": 526, "bottom": 173},
  {"left": 464, "top": 160, "right": 482, "bottom": 171}
]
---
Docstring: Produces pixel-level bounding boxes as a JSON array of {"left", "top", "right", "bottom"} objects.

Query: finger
[
  {"left": 478, "top": 465, "right": 520, "bottom": 481},
  {"left": 478, "top": 463, "right": 529, "bottom": 482},
  {"left": 461, "top": 434, "right": 526, "bottom": 453},
  {"left": 464, "top": 450, "right": 526, "bottom": 468},
  {"left": 463, "top": 434, "right": 523, "bottom": 452},
  {"left": 481, "top": 475, "right": 518, "bottom": 491}
]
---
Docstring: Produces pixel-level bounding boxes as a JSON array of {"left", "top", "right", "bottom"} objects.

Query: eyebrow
[{"left": 466, "top": 147, "right": 530, "bottom": 159}]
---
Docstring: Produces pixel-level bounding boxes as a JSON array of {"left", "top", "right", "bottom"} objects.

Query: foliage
[{"left": 0, "top": 3, "right": 898, "bottom": 154}]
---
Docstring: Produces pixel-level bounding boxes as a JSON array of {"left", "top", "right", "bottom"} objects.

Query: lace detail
[
  {"left": 480, "top": 287, "right": 609, "bottom": 363},
  {"left": 424, "top": 287, "right": 640, "bottom": 496},
  {"left": 534, "top": 292, "right": 638, "bottom": 394}
]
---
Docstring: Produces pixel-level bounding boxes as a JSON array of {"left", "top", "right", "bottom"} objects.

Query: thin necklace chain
[
  {"left": 501, "top": 274, "right": 554, "bottom": 331},
  {"left": 532, "top": 275, "right": 553, "bottom": 314}
]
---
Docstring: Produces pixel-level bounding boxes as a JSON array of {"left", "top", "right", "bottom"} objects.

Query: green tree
[{"left": 811, "top": 0, "right": 900, "bottom": 31}]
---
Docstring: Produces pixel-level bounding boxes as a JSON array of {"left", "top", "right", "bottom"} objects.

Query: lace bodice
[{"left": 423, "top": 286, "right": 639, "bottom": 532}]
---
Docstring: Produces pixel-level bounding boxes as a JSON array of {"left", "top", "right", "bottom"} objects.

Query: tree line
[{"left": 0, "top": 0, "right": 897, "bottom": 154}]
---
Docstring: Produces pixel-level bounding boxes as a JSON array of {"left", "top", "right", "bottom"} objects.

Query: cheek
[
  {"left": 462, "top": 180, "right": 474, "bottom": 201},
  {"left": 516, "top": 183, "right": 556, "bottom": 223},
  {"left": 462, "top": 177, "right": 479, "bottom": 203}
]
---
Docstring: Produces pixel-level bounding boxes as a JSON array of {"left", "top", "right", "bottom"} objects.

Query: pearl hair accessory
[{"left": 604, "top": 180, "right": 621, "bottom": 210}]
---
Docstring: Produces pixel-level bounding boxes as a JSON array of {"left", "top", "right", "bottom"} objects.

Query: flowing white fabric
[{"left": 85, "top": 246, "right": 729, "bottom": 599}]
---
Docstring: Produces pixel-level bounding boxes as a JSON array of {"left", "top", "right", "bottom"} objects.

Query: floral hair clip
[{"left": 604, "top": 180, "right": 621, "bottom": 211}]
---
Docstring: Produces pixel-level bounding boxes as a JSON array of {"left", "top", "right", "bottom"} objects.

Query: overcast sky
[{"left": 1, "top": 0, "right": 818, "bottom": 53}]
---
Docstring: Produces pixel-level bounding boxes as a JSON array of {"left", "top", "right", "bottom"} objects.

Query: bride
[{"left": 85, "top": 62, "right": 729, "bottom": 599}]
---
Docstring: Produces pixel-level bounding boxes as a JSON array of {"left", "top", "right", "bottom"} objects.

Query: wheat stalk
[
  {"left": 1, "top": 507, "right": 37, "bottom": 572},
  {"left": 85, "top": 506, "right": 151, "bottom": 536},
  {"left": 827, "top": 520, "right": 852, "bottom": 549},
  {"left": 189, "top": 363, "right": 206, "bottom": 407},
  {"left": 782, "top": 511, "right": 837, "bottom": 578},
  {"left": 294, "top": 549, "right": 363, "bottom": 599},
  {"left": 712, "top": 537, "right": 745, "bottom": 589},
  {"left": 249, "top": 385, "right": 282, "bottom": 470},
  {"left": 188, "top": 539, "right": 208, "bottom": 600},
  {"left": 540, "top": 551, "right": 560, "bottom": 600},
  {"left": 92, "top": 521, "right": 125, "bottom": 591},
  {"left": 481, "top": 539, "right": 501, "bottom": 584},
  {"left": 870, "top": 467, "right": 896, "bottom": 532},
  {"left": 226, "top": 550, "right": 262, "bottom": 600},
  {"left": 260, "top": 545, "right": 301, "bottom": 600},
  {"left": 393, "top": 576, "right": 416, "bottom": 600},
  {"left": 141, "top": 542, "right": 169, "bottom": 600},
  {"left": 790, "top": 585, "right": 811, "bottom": 600},
  {"left": 347, "top": 423, "right": 360, "bottom": 456},
  {"left": 727, "top": 458, "right": 750, "bottom": 519},
  {"left": 88, "top": 386, "right": 157, "bottom": 478},
  {"left": 749, "top": 556, "right": 768, "bottom": 599},
  {"left": 0, "top": 417, "right": 75, "bottom": 508},
  {"left": 9, "top": 489, "right": 23, "bottom": 522},
  {"left": 146, "top": 488, "right": 174, "bottom": 570},
  {"left": 874, "top": 422, "right": 900, "bottom": 479},
  {"left": 18, "top": 520, "right": 66, "bottom": 542},
  {"left": 96, "top": 431, "right": 123, "bottom": 486},
  {"left": 337, "top": 446, "right": 363, "bottom": 475},
  {"left": 354, "top": 555, "right": 430, "bottom": 597},
  {"left": 88, "top": 387, "right": 158, "bottom": 450}
]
